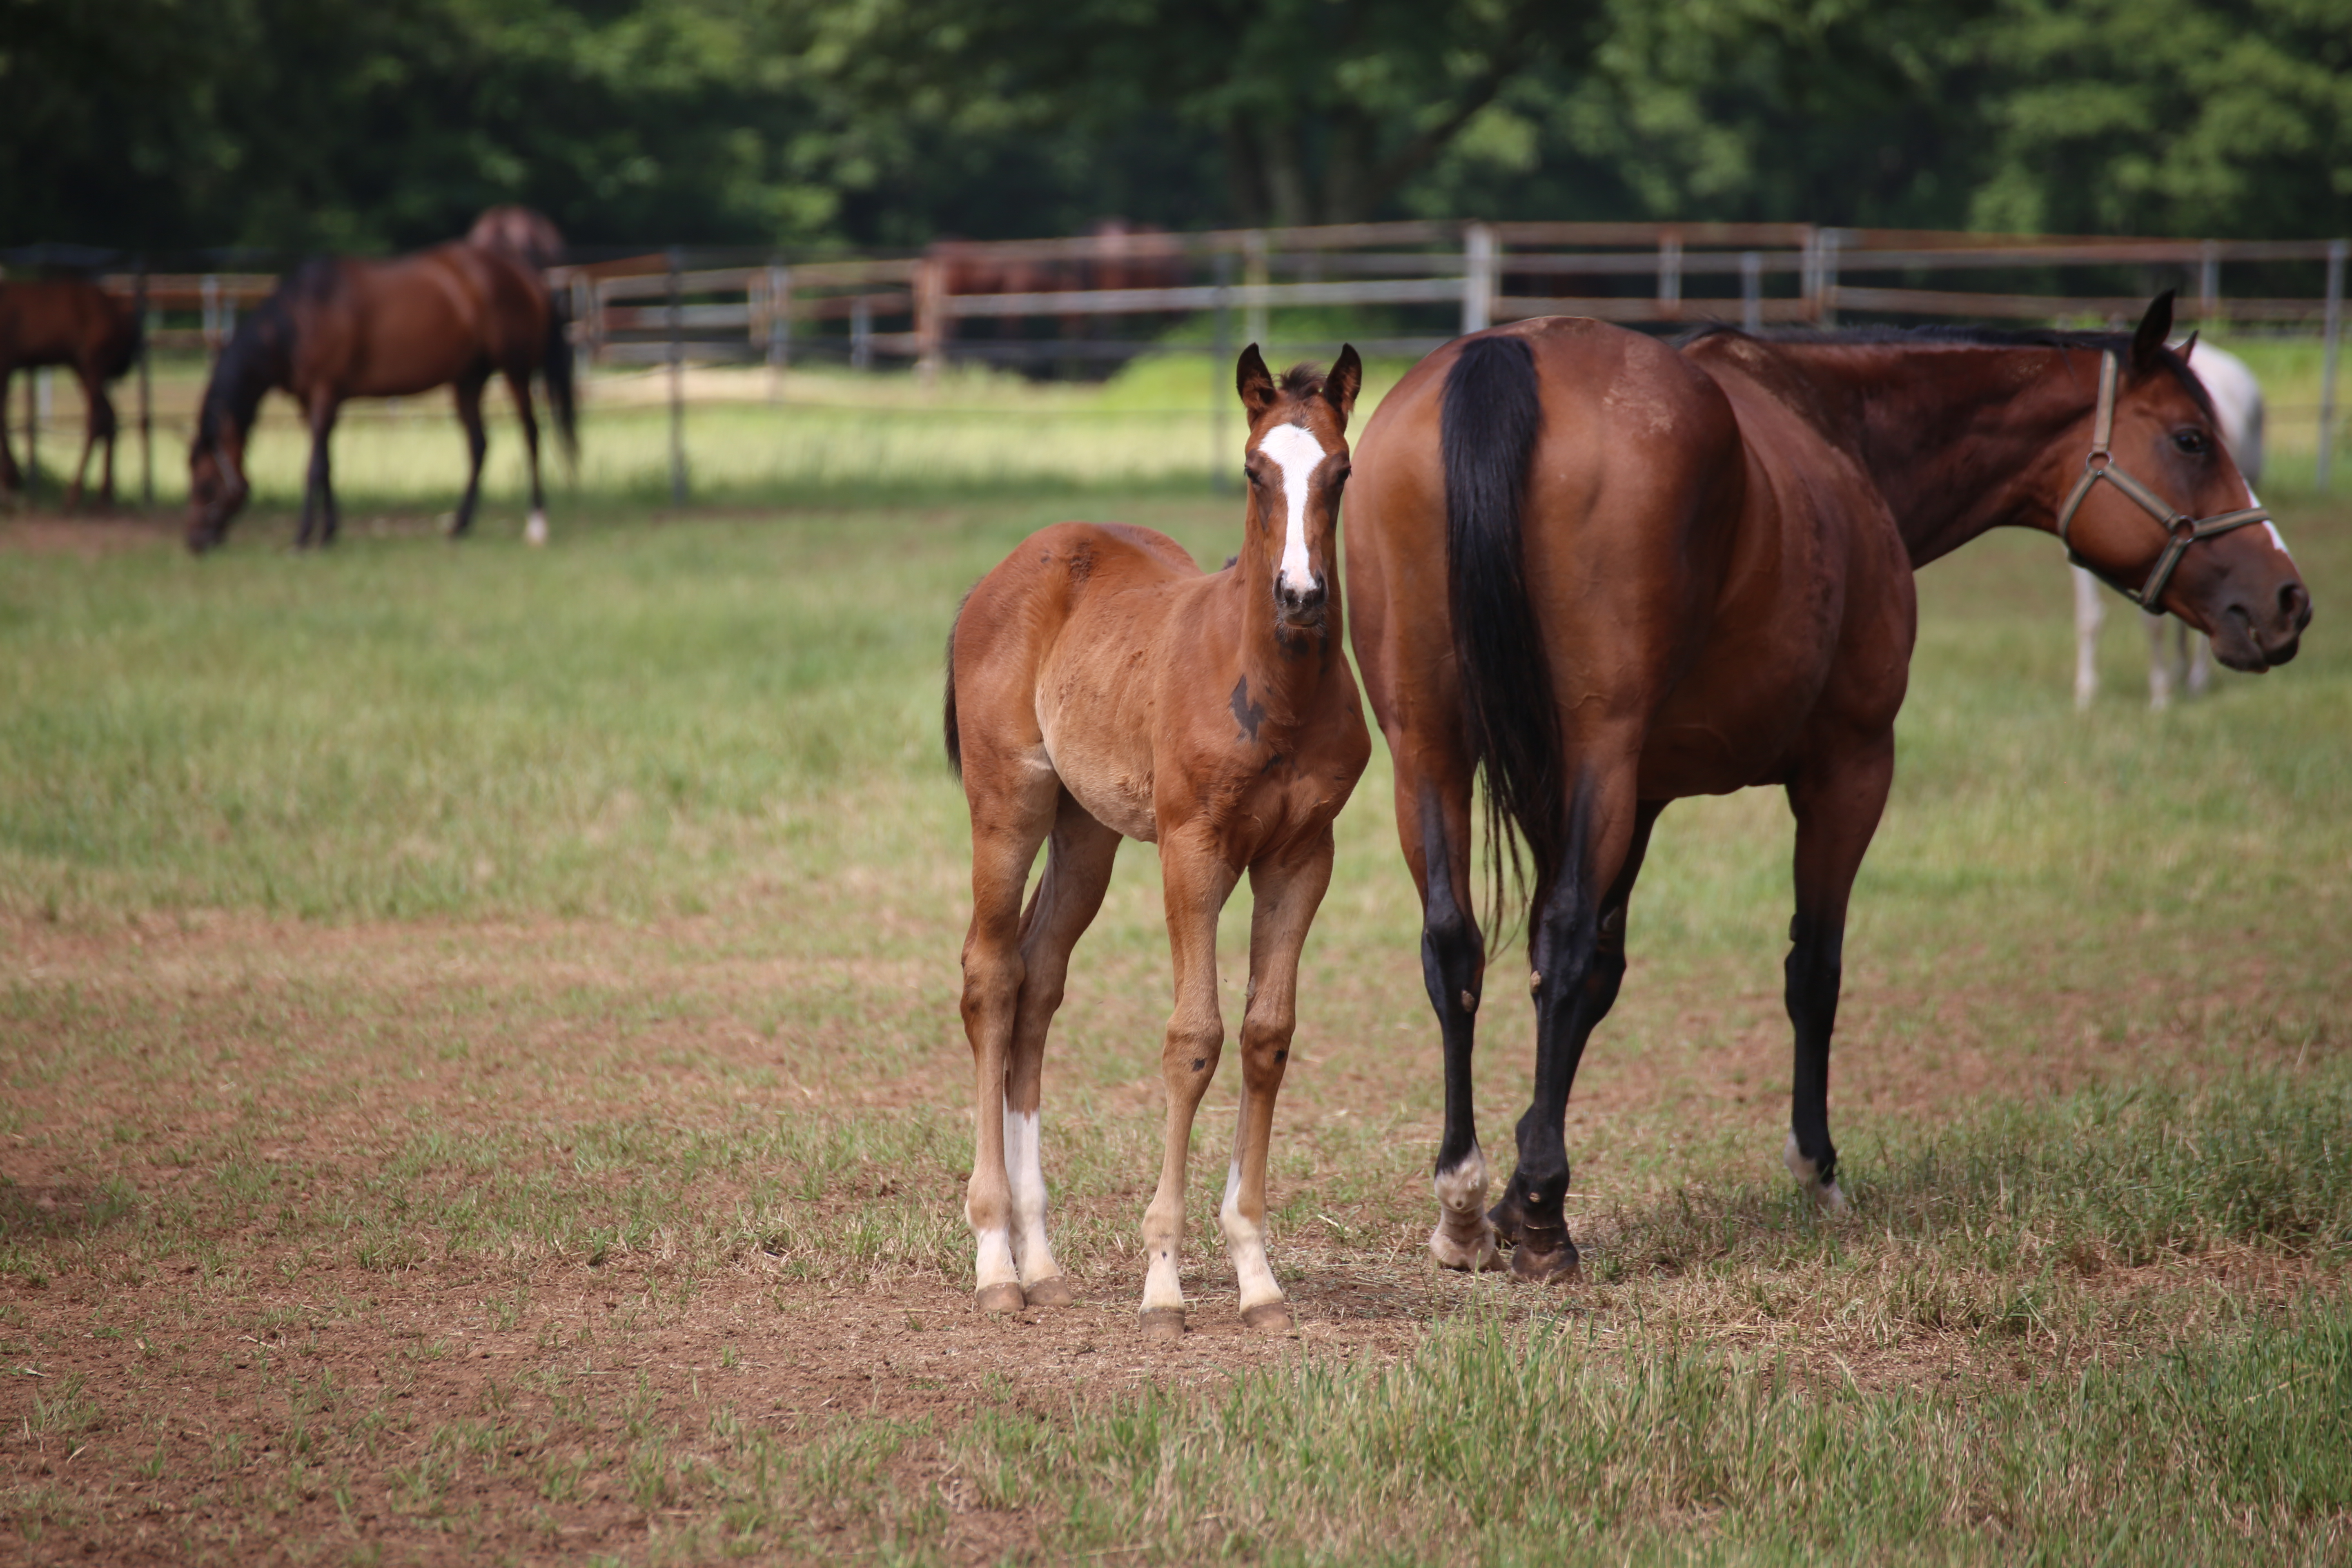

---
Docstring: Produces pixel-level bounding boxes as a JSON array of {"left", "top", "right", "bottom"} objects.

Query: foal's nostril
[{"left": 2281, "top": 580, "right": 2312, "bottom": 630}]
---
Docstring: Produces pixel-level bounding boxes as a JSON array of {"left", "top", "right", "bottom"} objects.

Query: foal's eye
[{"left": 2172, "top": 429, "right": 2212, "bottom": 457}]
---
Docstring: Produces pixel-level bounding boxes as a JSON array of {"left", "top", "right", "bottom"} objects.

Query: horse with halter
[
  {"left": 2073, "top": 338, "right": 2265, "bottom": 710},
  {"left": 185, "top": 238, "right": 575, "bottom": 553},
  {"left": 945, "top": 347, "right": 1369, "bottom": 1338},
  {"left": 0, "top": 277, "right": 140, "bottom": 509},
  {"left": 1343, "top": 293, "right": 2308, "bottom": 1280}
]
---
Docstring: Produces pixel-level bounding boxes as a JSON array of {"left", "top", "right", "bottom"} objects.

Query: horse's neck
[{"left": 1774, "top": 343, "right": 2089, "bottom": 568}]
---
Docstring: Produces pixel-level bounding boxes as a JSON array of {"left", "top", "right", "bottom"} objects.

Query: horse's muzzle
[
  {"left": 2213, "top": 579, "right": 2311, "bottom": 671},
  {"left": 1276, "top": 571, "right": 1328, "bottom": 626}
]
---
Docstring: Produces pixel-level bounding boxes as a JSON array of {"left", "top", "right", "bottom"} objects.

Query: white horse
[{"left": 2074, "top": 339, "right": 2265, "bottom": 710}]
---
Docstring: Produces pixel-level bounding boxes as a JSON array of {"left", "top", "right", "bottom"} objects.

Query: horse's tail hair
[
  {"left": 942, "top": 590, "right": 971, "bottom": 781},
  {"left": 1441, "top": 332, "right": 1559, "bottom": 921},
  {"left": 542, "top": 286, "right": 579, "bottom": 468}
]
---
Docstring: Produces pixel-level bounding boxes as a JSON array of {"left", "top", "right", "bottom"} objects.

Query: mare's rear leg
[
  {"left": 1490, "top": 769, "right": 1655, "bottom": 1281},
  {"left": 1218, "top": 828, "right": 1337, "bottom": 1333},
  {"left": 448, "top": 372, "right": 491, "bottom": 538},
  {"left": 65, "top": 379, "right": 116, "bottom": 511},
  {"left": 958, "top": 756, "right": 1064, "bottom": 1312},
  {"left": 1140, "top": 826, "right": 1239, "bottom": 1340},
  {"left": 1782, "top": 730, "right": 1896, "bottom": 1211},
  {"left": 504, "top": 368, "right": 548, "bottom": 546},
  {"left": 1396, "top": 757, "right": 1497, "bottom": 1269},
  {"left": 1000, "top": 792, "right": 1122, "bottom": 1307},
  {"left": 297, "top": 397, "right": 341, "bottom": 548}
]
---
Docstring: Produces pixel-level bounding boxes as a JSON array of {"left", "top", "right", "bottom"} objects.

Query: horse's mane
[
  {"left": 194, "top": 263, "right": 324, "bottom": 449},
  {"left": 1278, "top": 363, "right": 1327, "bottom": 399},
  {"left": 1680, "top": 321, "right": 2216, "bottom": 419}
]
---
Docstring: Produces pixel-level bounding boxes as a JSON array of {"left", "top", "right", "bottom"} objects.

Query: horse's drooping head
[
  {"left": 1236, "top": 343, "right": 1363, "bottom": 633},
  {"left": 2066, "top": 294, "right": 2309, "bottom": 671},
  {"left": 184, "top": 431, "right": 249, "bottom": 554}
]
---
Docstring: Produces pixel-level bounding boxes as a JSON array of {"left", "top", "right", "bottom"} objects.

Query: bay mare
[
  {"left": 944, "top": 348, "right": 1369, "bottom": 1338},
  {"left": 0, "top": 277, "right": 140, "bottom": 508},
  {"left": 186, "top": 242, "right": 575, "bottom": 552},
  {"left": 1343, "top": 294, "right": 2309, "bottom": 1280}
]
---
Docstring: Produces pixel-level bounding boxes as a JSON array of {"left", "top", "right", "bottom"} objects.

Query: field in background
[
  {"left": 0, "top": 479, "right": 2347, "bottom": 1563},
  {"left": 7, "top": 325, "right": 2344, "bottom": 516}
]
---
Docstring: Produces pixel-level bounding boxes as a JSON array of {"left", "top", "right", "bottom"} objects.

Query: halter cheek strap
[{"left": 2053, "top": 351, "right": 2270, "bottom": 610}]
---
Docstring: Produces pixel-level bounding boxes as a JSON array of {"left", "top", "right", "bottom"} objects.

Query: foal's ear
[
  {"left": 1322, "top": 344, "right": 1363, "bottom": 428},
  {"left": 1236, "top": 344, "right": 1278, "bottom": 419},
  {"left": 2131, "top": 291, "right": 2176, "bottom": 376}
]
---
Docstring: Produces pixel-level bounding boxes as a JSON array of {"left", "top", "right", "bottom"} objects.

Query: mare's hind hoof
[
  {"left": 1486, "top": 1191, "right": 1530, "bottom": 1249},
  {"left": 1022, "top": 1274, "right": 1076, "bottom": 1309},
  {"left": 1508, "top": 1233, "right": 1580, "bottom": 1283},
  {"left": 1139, "top": 1308, "right": 1186, "bottom": 1344},
  {"left": 1241, "top": 1302, "right": 1294, "bottom": 1336},
  {"left": 1430, "top": 1218, "right": 1501, "bottom": 1272},
  {"left": 974, "top": 1283, "right": 1026, "bottom": 1314}
]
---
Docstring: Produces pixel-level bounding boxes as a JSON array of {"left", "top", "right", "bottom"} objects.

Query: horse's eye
[{"left": 2172, "top": 429, "right": 2211, "bottom": 457}]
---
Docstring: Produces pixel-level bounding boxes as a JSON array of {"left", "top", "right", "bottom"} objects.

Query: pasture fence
[{"left": 8, "top": 221, "right": 2346, "bottom": 505}]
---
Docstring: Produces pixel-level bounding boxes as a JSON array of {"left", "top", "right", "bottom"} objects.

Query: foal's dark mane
[{"left": 1679, "top": 321, "right": 2215, "bottom": 419}]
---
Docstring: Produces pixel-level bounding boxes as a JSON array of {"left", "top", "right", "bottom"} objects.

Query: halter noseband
[{"left": 2053, "top": 351, "right": 2270, "bottom": 611}]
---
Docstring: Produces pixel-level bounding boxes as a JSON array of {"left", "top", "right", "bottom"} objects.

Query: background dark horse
[
  {"left": 187, "top": 238, "right": 576, "bottom": 552},
  {"left": 0, "top": 277, "right": 140, "bottom": 509}
]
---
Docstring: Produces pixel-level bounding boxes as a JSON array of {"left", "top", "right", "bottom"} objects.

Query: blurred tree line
[{"left": 4, "top": 0, "right": 2348, "bottom": 254}]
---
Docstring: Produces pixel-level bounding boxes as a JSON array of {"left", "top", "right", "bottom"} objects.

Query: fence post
[
  {"left": 1243, "top": 230, "right": 1270, "bottom": 349},
  {"left": 667, "top": 246, "right": 687, "bottom": 507},
  {"left": 851, "top": 295, "right": 873, "bottom": 372},
  {"left": 2319, "top": 238, "right": 2346, "bottom": 494},
  {"left": 1741, "top": 250, "right": 1763, "bottom": 333},
  {"left": 1462, "top": 222, "right": 1495, "bottom": 335},
  {"left": 22, "top": 366, "right": 36, "bottom": 502},
  {"left": 575, "top": 274, "right": 598, "bottom": 368},
  {"left": 136, "top": 263, "right": 154, "bottom": 509},
  {"left": 1817, "top": 229, "right": 1843, "bottom": 327},
  {"left": 914, "top": 258, "right": 945, "bottom": 385},
  {"left": 2199, "top": 241, "right": 2220, "bottom": 324},
  {"left": 766, "top": 260, "right": 790, "bottom": 394},
  {"left": 1212, "top": 250, "right": 1234, "bottom": 494},
  {"left": 1658, "top": 231, "right": 1683, "bottom": 318}
]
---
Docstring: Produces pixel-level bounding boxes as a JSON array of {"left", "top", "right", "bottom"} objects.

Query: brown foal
[
  {"left": 1345, "top": 293, "right": 2310, "bottom": 1281},
  {"left": 945, "top": 347, "right": 1370, "bottom": 1338}
]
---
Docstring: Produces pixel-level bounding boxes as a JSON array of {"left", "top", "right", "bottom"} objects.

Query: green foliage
[{"left": 7, "top": 0, "right": 2351, "bottom": 251}]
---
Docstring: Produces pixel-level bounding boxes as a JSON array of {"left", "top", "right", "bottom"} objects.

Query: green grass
[{"left": 0, "top": 480, "right": 2347, "bottom": 1562}]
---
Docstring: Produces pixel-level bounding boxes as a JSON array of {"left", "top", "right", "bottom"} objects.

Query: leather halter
[{"left": 2054, "top": 351, "right": 2270, "bottom": 610}]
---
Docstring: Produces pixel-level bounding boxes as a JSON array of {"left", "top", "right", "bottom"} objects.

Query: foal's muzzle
[{"left": 1276, "top": 571, "right": 1328, "bottom": 624}]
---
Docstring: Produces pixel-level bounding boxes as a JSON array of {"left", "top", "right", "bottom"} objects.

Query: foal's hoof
[
  {"left": 974, "top": 1283, "right": 1026, "bottom": 1314},
  {"left": 1139, "top": 1308, "right": 1186, "bottom": 1344},
  {"left": 1022, "top": 1274, "right": 1077, "bottom": 1309},
  {"left": 1241, "top": 1302, "right": 1294, "bottom": 1336},
  {"left": 1430, "top": 1218, "right": 1501, "bottom": 1272},
  {"left": 1508, "top": 1233, "right": 1580, "bottom": 1284}
]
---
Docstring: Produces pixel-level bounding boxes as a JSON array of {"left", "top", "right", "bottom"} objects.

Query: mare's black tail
[
  {"left": 542, "top": 287, "right": 579, "bottom": 467},
  {"left": 1441, "top": 334, "right": 1560, "bottom": 918}
]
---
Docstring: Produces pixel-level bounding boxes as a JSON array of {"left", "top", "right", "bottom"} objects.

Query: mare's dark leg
[
  {"left": 448, "top": 373, "right": 490, "bottom": 538},
  {"left": 1491, "top": 771, "right": 1650, "bottom": 1281},
  {"left": 503, "top": 368, "right": 547, "bottom": 545},
  {"left": 66, "top": 377, "right": 116, "bottom": 511},
  {"left": 298, "top": 399, "right": 341, "bottom": 548},
  {"left": 1782, "top": 731, "right": 1895, "bottom": 1210},
  {"left": 1408, "top": 775, "right": 1495, "bottom": 1270}
]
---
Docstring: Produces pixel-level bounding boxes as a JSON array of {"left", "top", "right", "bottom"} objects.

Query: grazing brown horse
[
  {"left": 1345, "top": 294, "right": 2309, "bottom": 1280},
  {"left": 186, "top": 241, "right": 575, "bottom": 553},
  {"left": 945, "top": 346, "right": 1369, "bottom": 1338},
  {"left": 0, "top": 278, "right": 140, "bottom": 508}
]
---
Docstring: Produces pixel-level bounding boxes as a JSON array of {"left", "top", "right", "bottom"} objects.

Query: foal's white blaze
[
  {"left": 1257, "top": 421, "right": 1330, "bottom": 595},
  {"left": 1004, "top": 1108, "right": 1061, "bottom": 1286},
  {"left": 1783, "top": 1131, "right": 1849, "bottom": 1214},
  {"left": 1218, "top": 1097, "right": 1283, "bottom": 1311}
]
